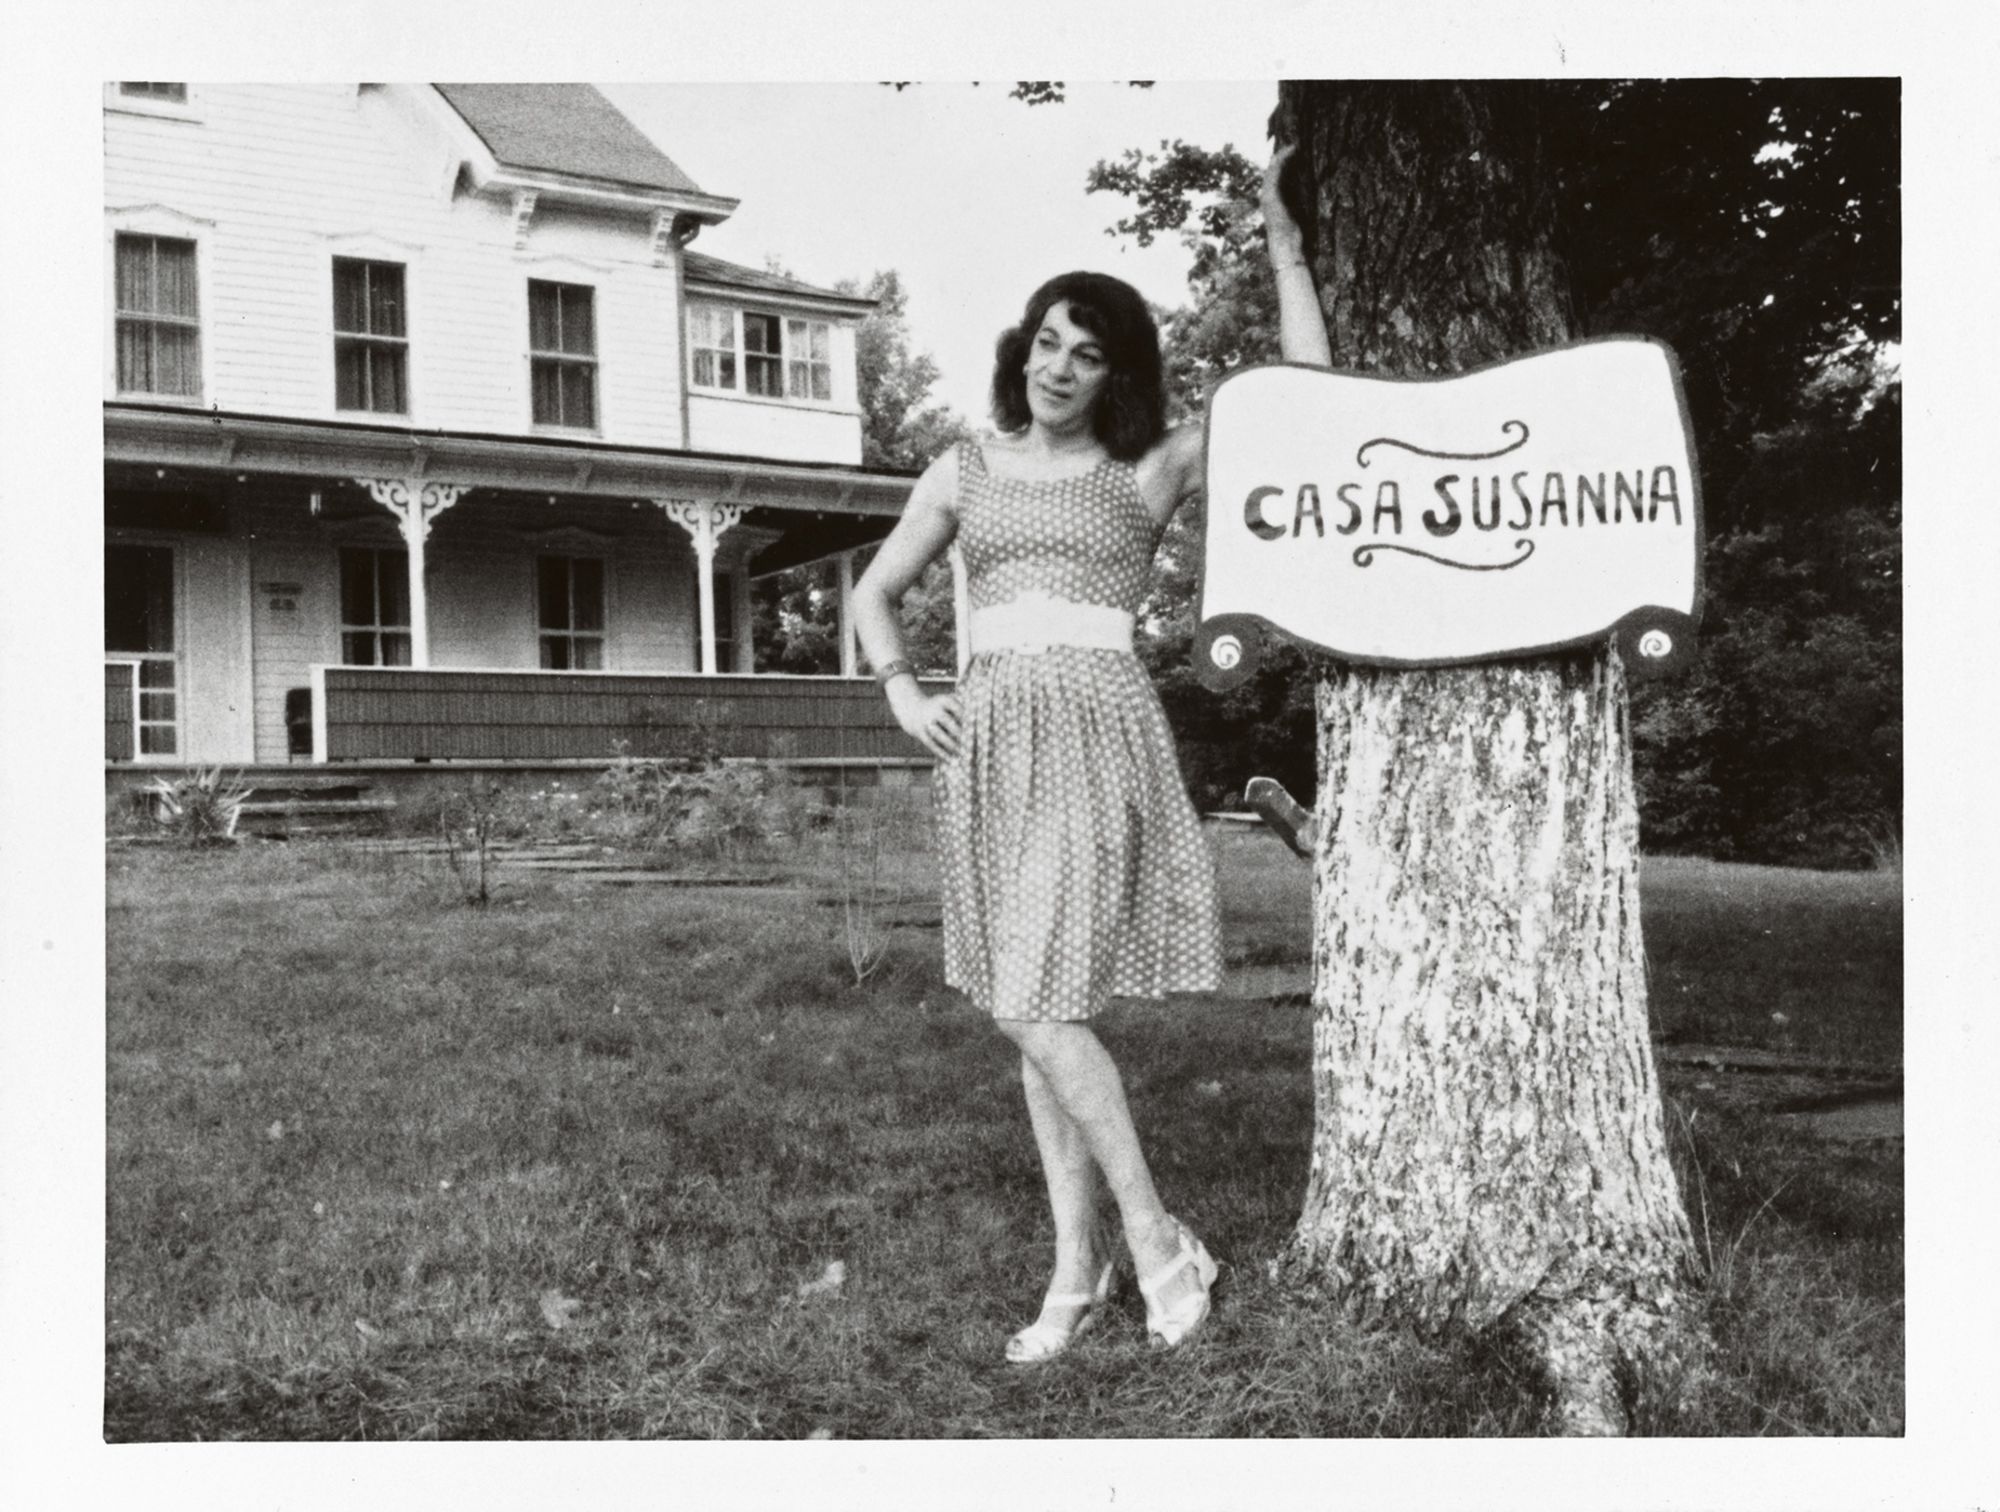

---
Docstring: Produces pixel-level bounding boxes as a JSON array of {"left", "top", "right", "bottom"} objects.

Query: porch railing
[{"left": 308, "top": 666, "right": 950, "bottom": 763}]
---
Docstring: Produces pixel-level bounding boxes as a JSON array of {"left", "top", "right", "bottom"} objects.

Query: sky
[{"left": 604, "top": 82, "right": 1277, "bottom": 422}]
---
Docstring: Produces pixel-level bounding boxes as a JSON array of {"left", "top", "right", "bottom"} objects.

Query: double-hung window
[
  {"left": 115, "top": 234, "right": 201, "bottom": 398},
  {"left": 743, "top": 313, "right": 783, "bottom": 397},
  {"left": 333, "top": 259, "right": 409, "bottom": 414},
  {"left": 784, "top": 318, "right": 833, "bottom": 401},
  {"left": 689, "top": 305, "right": 834, "bottom": 404},
  {"left": 528, "top": 280, "right": 597, "bottom": 429},
  {"left": 338, "top": 548, "right": 412, "bottom": 666},
  {"left": 689, "top": 304, "right": 736, "bottom": 390},
  {"left": 538, "top": 556, "right": 605, "bottom": 670}
]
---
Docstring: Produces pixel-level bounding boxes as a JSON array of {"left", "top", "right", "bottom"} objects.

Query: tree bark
[{"left": 1274, "top": 81, "right": 1704, "bottom": 1435}]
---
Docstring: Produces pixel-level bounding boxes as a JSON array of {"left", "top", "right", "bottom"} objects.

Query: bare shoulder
[
  {"left": 907, "top": 439, "right": 966, "bottom": 521},
  {"left": 1133, "top": 422, "right": 1207, "bottom": 526}
]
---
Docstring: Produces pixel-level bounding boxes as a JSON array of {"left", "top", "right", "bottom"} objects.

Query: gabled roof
[
  {"left": 682, "top": 251, "right": 877, "bottom": 313},
  {"left": 434, "top": 83, "right": 706, "bottom": 195}
]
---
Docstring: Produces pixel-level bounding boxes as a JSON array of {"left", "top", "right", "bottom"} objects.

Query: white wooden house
[{"left": 103, "top": 82, "right": 937, "bottom": 779}]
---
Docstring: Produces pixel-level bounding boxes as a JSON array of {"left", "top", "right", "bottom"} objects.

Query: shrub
[
  {"left": 674, "top": 764, "right": 825, "bottom": 860},
  {"left": 145, "top": 768, "right": 251, "bottom": 846}
]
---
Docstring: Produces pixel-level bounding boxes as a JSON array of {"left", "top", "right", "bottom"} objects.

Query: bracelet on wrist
[{"left": 873, "top": 658, "right": 916, "bottom": 687}]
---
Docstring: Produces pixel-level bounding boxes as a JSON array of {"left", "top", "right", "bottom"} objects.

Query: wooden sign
[{"left": 1194, "top": 340, "right": 1703, "bottom": 690}]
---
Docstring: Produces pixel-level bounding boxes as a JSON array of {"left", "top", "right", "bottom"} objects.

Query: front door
[{"left": 105, "top": 542, "right": 179, "bottom": 757}]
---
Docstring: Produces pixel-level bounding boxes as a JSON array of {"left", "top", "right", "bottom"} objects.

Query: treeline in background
[{"left": 754, "top": 80, "right": 1899, "bottom": 871}]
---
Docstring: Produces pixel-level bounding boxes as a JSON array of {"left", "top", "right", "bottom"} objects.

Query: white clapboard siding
[
  {"left": 103, "top": 84, "right": 706, "bottom": 451},
  {"left": 242, "top": 483, "right": 347, "bottom": 763},
  {"left": 178, "top": 534, "right": 257, "bottom": 764},
  {"left": 687, "top": 394, "right": 865, "bottom": 464}
]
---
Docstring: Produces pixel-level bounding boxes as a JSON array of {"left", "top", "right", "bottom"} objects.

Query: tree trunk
[{"left": 1274, "top": 81, "right": 1704, "bottom": 1435}]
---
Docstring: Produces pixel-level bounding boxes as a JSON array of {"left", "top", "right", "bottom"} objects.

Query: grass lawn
[{"left": 104, "top": 824, "right": 1902, "bottom": 1439}]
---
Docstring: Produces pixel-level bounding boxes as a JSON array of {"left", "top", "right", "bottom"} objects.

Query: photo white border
[{"left": 4, "top": 1, "right": 1991, "bottom": 1507}]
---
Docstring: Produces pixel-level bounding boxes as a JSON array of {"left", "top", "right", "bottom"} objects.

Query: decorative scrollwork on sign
[
  {"left": 1353, "top": 538, "right": 1536, "bottom": 572},
  {"left": 1356, "top": 419, "right": 1530, "bottom": 468}
]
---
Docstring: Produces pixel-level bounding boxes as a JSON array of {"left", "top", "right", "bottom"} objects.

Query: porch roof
[{"left": 104, "top": 403, "right": 917, "bottom": 520}]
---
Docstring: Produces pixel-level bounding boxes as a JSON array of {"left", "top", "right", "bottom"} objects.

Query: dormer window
[{"left": 690, "top": 304, "right": 834, "bottom": 404}]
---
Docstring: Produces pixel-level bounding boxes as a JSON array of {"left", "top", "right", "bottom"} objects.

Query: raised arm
[
  {"left": 850, "top": 445, "right": 964, "bottom": 759},
  {"left": 1263, "top": 143, "right": 1333, "bottom": 368}
]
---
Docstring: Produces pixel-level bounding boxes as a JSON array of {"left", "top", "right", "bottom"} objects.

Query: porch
[
  {"left": 104, "top": 403, "right": 949, "bottom": 770},
  {"left": 105, "top": 660, "right": 949, "bottom": 765},
  {"left": 305, "top": 665, "right": 947, "bottom": 763}
]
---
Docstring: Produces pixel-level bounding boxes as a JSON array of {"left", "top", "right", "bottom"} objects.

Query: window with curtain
[
  {"left": 689, "top": 303, "right": 737, "bottom": 390},
  {"left": 528, "top": 280, "right": 597, "bottom": 429},
  {"left": 785, "top": 318, "right": 833, "bottom": 401},
  {"left": 115, "top": 234, "right": 201, "bottom": 398},
  {"left": 538, "top": 556, "right": 605, "bottom": 669},
  {"left": 105, "top": 543, "right": 179, "bottom": 755},
  {"left": 333, "top": 258, "right": 409, "bottom": 414},
  {"left": 338, "top": 547, "right": 412, "bottom": 666}
]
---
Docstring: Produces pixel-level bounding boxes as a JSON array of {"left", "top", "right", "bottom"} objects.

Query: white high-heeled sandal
[
  {"left": 1005, "top": 1255, "right": 1117, "bottom": 1366},
  {"left": 1138, "top": 1218, "right": 1219, "bottom": 1350}
]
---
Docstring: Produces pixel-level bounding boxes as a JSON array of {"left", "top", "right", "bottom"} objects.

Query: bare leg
[
  {"left": 999, "top": 1019, "right": 1203, "bottom": 1313},
  {"left": 1017, "top": 1058, "right": 1109, "bottom": 1322}
]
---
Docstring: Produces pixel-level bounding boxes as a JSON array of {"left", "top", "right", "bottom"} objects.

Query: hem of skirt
[{"left": 947, "top": 969, "right": 1223, "bottom": 1022}]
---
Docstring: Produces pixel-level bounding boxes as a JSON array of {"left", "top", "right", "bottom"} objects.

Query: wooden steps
[{"left": 234, "top": 776, "right": 396, "bottom": 836}]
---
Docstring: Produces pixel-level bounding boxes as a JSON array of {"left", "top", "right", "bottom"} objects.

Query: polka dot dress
[{"left": 935, "top": 438, "right": 1223, "bottom": 1022}]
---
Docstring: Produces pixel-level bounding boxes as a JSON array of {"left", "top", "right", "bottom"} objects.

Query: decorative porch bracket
[
  {"left": 353, "top": 477, "right": 470, "bottom": 668},
  {"left": 656, "top": 498, "right": 745, "bottom": 674}
]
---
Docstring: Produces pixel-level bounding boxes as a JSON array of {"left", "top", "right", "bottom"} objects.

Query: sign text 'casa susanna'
[{"left": 1194, "top": 339, "right": 1703, "bottom": 690}]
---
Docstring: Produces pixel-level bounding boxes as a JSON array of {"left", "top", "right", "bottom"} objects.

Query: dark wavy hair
[{"left": 989, "top": 271, "right": 1166, "bottom": 462}]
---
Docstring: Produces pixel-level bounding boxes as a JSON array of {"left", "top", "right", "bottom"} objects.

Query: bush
[
  {"left": 674, "top": 764, "right": 827, "bottom": 859},
  {"left": 144, "top": 768, "right": 251, "bottom": 846},
  {"left": 587, "top": 746, "right": 829, "bottom": 858}
]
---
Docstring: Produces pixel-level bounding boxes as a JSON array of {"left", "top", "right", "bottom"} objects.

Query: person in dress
[{"left": 851, "top": 148, "right": 1318, "bottom": 1361}]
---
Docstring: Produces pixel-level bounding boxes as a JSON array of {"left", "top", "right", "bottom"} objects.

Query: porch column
[
  {"left": 353, "top": 477, "right": 469, "bottom": 669},
  {"left": 656, "top": 498, "right": 744, "bottom": 675},
  {"left": 836, "top": 549, "right": 859, "bottom": 677},
  {"left": 948, "top": 542, "right": 971, "bottom": 677}
]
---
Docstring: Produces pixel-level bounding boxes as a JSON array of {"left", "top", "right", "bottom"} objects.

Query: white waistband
[{"left": 968, "top": 594, "right": 1135, "bottom": 656}]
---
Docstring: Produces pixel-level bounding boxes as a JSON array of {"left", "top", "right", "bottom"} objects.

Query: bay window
[{"left": 689, "top": 304, "right": 835, "bottom": 404}]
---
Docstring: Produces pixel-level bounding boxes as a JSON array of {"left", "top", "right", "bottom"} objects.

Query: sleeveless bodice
[{"left": 955, "top": 440, "right": 1158, "bottom": 613}]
